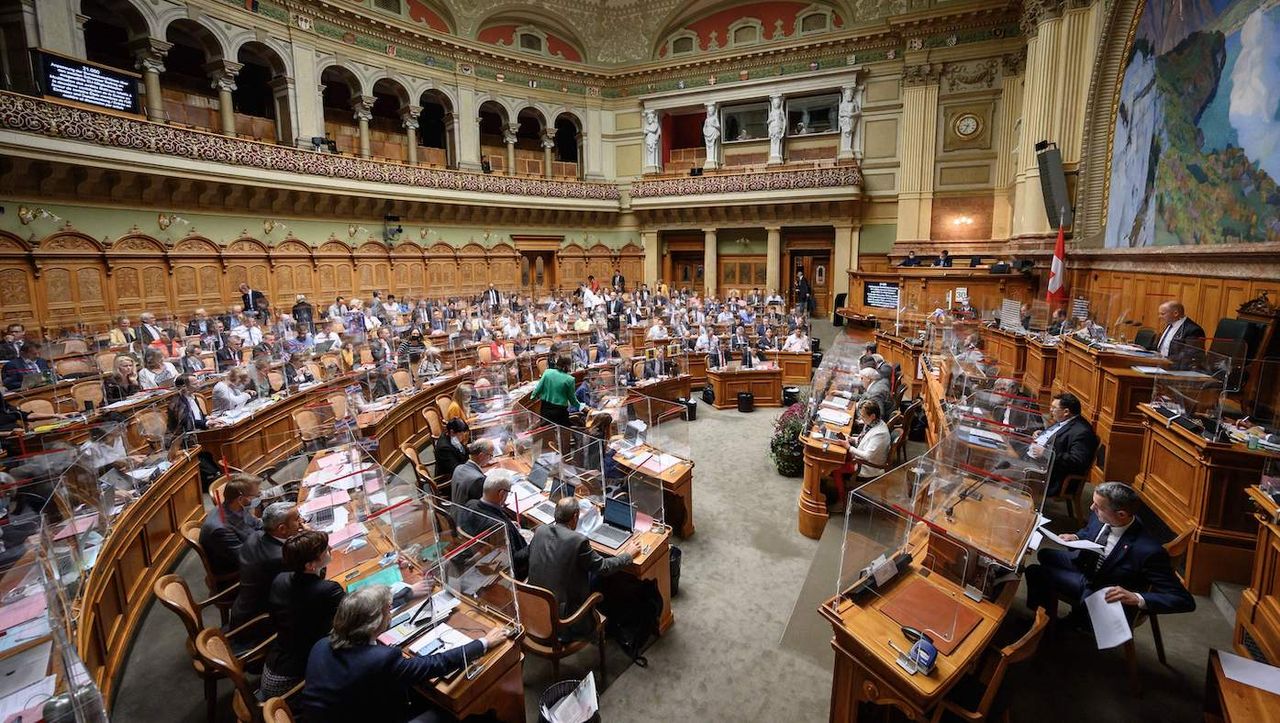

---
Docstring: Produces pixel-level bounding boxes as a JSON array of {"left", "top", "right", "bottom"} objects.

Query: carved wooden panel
[
  {"left": 317, "top": 264, "right": 337, "bottom": 298},
  {"left": 337, "top": 265, "right": 353, "bottom": 294},
  {"left": 0, "top": 266, "right": 34, "bottom": 322},
  {"left": 276, "top": 265, "right": 295, "bottom": 298}
]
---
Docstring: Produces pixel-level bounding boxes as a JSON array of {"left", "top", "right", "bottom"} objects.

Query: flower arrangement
[{"left": 769, "top": 400, "right": 809, "bottom": 477}]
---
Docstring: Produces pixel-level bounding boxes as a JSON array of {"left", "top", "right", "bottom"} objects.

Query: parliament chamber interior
[{"left": 1, "top": 0, "right": 1279, "bottom": 720}]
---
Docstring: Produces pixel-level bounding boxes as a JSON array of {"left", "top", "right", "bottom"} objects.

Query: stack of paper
[
  {"left": 299, "top": 489, "right": 351, "bottom": 516},
  {"left": 407, "top": 622, "right": 475, "bottom": 656},
  {"left": 816, "top": 408, "right": 852, "bottom": 426}
]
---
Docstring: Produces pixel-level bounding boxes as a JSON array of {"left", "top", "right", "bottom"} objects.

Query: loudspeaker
[
  {"left": 689, "top": 167, "right": 703, "bottom": 176},
  {"left": 1035, "top": 141, "right": 1073, "bottom": 229}
]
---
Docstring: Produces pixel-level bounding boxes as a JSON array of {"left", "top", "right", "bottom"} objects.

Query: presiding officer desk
[{"left": 705, "top": 363, "right": 783, "bottom": 409}]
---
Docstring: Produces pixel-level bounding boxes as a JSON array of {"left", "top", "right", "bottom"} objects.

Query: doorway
[
  {"left": 668, "top": 252, "right": 704, "bottom": 292},
  {"left": 520, "top": 251, "right": 556, "bottom": 299},
  {"left": 788, "top": 251, "right": 832, "bottom": 317}
]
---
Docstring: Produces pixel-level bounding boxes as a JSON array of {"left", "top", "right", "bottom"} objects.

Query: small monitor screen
[{"left": 603, "top": 496, "right": 635, "bottom": 531}]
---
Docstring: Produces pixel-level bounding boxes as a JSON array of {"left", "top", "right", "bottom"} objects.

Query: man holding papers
[{"left": 1025, "top": 482, "right": 1194, "bottom": 629}]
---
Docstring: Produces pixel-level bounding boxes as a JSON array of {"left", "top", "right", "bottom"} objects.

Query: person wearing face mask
[
  {"left": 213, "top": 367, "right": 257, "bottom": 413},
  {"left": 230, "top": 502, "right": 305, "bottom": 629},
  {"left": 260, "top": 530, "right": 345, "bottom": 699},
  {"left": 198, "top": 474, "right": 264, "bottom": 588}
]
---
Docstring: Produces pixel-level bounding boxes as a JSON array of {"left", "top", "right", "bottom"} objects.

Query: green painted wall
[
  {"left": 716, "top": 228, "right": 767, "bottom": 255},
  {"left": 859, "top": 224, "right": 897, "bottom": 254}
]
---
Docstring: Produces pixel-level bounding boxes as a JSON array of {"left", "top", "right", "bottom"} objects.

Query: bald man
[{"left": 1154, "top": 300, "right": 1205, "bottom": 359}]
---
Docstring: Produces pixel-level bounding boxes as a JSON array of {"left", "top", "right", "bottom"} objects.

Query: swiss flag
[{"left": 1046, "top": 223, "right": 1066, "bottom": 304}]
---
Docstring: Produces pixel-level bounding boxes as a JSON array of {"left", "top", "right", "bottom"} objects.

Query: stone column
[
  {"left": 442, "top": 112, "right": 459, "bottom": 168},
  {"left": 267, "top": 75, "right": 295, "bottom": 145},
  {"left": 575, "top": 132, "right": 586, "bottom": 179},
  {"left": 1012, "top": 0, "right": 1069, "bottom": 238},
  {"left": 205, "top": 60, "right": 243, "bottom": 137},
  {"left": 896, "top": 62, "right": 942, "bottom": 241},
  {"left": 351, "top": 95, "right": 375, "bottom": 158},
  {"left": 765, "top": 225, "right": 782, "bottom": 296},
  {"left": 503, "top": 123, "right": 519, "bottom": 175},
  {"left": 130, "top": 38, "right": 172, "bottom": 122},
  {"left": 702, "top": 228, "right": 718, "bottom": 297},
  {"left": 400, "top": 105, "right": 421, "bottom": 165},
  {"left": 832, "top": 222, "right": 859, "bottom": 305},
  {"left": 641, "top": 230, "right": 660, "bottom": 286},
  {"left": 541, "top": 128, "right": 556, "bottom": 179},
  {"left": 992, "top": 52, "right": 1025, "bottom": 240}
]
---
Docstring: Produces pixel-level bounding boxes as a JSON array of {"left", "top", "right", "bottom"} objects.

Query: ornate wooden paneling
[
  {"left": 488, "top": 243, "right": 520, "bottom": 293},
  {"left": 457, "top": 243, "right": 488, "bottom": 296},
  {"left": 0, "top": 234, "right": 35, "bottom": 324},
  {"left": 426, "top": 243, "right": 457, "bottom": 296},
  {"left": 618, "top": 243, "right": 644, "bottom": 286},
  {"left": 1069, "top": 267, "right": 1280, "bottom": 336},
  {"left": 558, "top": 244, "right": 587, "bottom": 287},
  {"left": 170, "top": 237, "right": 223, "bottom": 310},
  {"left": 110, "top": 235, "right": 171, "bottom": 313},
  {"left": 37, "top": 232, "right": 110, "bottom": 328},
  {"left": 586, "top": 243, "right": 613, "bottom": 284}
]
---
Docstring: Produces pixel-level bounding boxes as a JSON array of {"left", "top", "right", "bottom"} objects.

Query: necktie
[{"left": 1081, "top": 525, "right": 1111, "bottom": 575}]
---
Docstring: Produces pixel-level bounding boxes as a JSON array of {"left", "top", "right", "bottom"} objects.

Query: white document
[
  {"left": 0, "top": 641, "right": 52, "bottom": 699},
  {"left": 1084, "top": 589, "right": 1132, "bottom": 650},
  {"left": 1026, "top": 530, "right": 1043, "bottom": 552},
  {"left": 817, "top": 408, "right": 852, "bottom": 426},
  {"left": 1218, "top": 649, "right": 1280, "bottom": 696},
  {"left": 545, "top": 672, "right": 599, "bottom": 723},
  {"left": 1039, "top": 527, "right": 1104, "bottom": 552},
  {"left": 1130, "top": 365, "right": 1167, "bottom": 375},
  {"left": 408, "top": 622, "right": 475, "bottom": 656},
  {"left": 0, "top": 675, "right": 56, "bottom": 721}
]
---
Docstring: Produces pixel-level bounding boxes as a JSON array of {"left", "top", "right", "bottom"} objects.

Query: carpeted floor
[{"left": 111, "top": 319, "right": 1235, "bottom": 723}]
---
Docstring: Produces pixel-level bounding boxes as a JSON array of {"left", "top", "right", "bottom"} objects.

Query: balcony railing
[
  {"left": 0, "top": 92, "right": 620, "bottom": 201},
  {"left": 630, "top": 163, "right": 862, "bottom": 199}
]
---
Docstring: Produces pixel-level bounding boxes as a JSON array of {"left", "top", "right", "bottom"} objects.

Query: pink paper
[
  {"left": 330, "top": 522, "right": 367, "bottom": 547},
  {"left": 298, "top": 490, "right": 351, "bottom": 516},
  {"left": 52, "top": 514, "right": 98, "bottom": 541},
  {"left": 0, "top": 594, "right": 46, "bottom": 632}
]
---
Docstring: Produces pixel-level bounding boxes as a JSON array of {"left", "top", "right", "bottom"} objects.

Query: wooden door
[
  {"left": 520, "top": 251, "right": 556, "bottom": 299},
  {"left": 790, "top": 252, "right": 832, "bottom": 316},
  {"left": 670, "top": 253, "right": 703, "bottom": 293}
]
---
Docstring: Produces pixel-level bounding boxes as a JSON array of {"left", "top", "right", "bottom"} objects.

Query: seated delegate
[
  {"left": 197, "top": 474, "right": 263, "bottom": 585},
  {"left": 228, "top": 501, "right": 303, "bottom": 629},
  {"left": 1026, "top": 393, "right": 1098, "bottom": 496}
]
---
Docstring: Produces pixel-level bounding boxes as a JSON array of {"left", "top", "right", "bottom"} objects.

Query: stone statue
[
  {"left": 767, "top": 94, "right": 785, "bottom": 163},
  {"left": 642, "top": 109, "right": 661, "bottom": 170},
  {"left": 838, "top": 85, "right": 861, "bottom": 159},
  {"left": 702, "top": 102, "right": 720, "bottom": 169}
]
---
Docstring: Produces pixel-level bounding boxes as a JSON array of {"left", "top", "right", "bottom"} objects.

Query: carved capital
[
  {"left": 1002, "top": 49, "right": 1028, "bottom": 76},
  {"left": 502, "top": 124, "right": 519, "bottom": 145},
  {"left": 400, "top": 105, "right": 422, "bottom": 130},
  {"left": 902, "top": 63, "right": 943, "bottom": 86},
  {"left": 540, "top": 129, "right": 556, "bottom": 149},
  {"left": 350, "top": 95, "right": 375, "bottom": 123},
  {"left": 130, "top": 38, "right": 172, "bottom": 74},
  {"left": 205, "top": 60, "right": 243, "bottom": 93}
]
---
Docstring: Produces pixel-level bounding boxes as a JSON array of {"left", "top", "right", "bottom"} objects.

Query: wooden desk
[
  {"left": 820, "top": 548, "right": 1018, "bottom": 722},
  {"left": 766, "top": 350, "right": 814, "bottom": 386},
  {"left": 359, "top": 375, "right": 466, "bottom": 469},
  {"left": 798, "top": 390, "right": 856, "bottom": 539},
  {"left": 875, "top": 331, "right": 926, "bottom": 400},
  {"left": 846, "top": 268, "right": 1037, "bottom": 319},
  {"left": 614, "top": 442, "right": 696, "bottom": 538},
  {"left": 77, "top": 450, "right": 204, "bottom": 705},
  {"left": 1134, "top": 405, "right": 1264, "bottom": 594},
  {"left": 705, "top": 366, "right": 782, "bottom": 409},
  {"left": 980, "top": 326, "right": 1026, "bottom": 377},
  {"left": 631, "top": 374, "right": 692, "bottom": 404},
  {"left": 1022, "top": 337, "right": 1058, "bottom": 408},
  {"left": 1237, "top": 487, "right": 1280, "bottom": 664},
  {"left": 922, "top": 363, "right": 949, "bottom": 447},
  {"left": 196, "top": 378, "right": 346, "bottom": 474},
  {"left": 1205, "top": 650, "right": 1280, "bottom": 723},
  {"left": 686, "top": 353, "right": 707, "bottom": 389}
]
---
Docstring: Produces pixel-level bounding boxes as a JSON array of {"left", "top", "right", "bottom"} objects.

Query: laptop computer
[{"left": 586, "top": 496, "right": 635, "bottom": 550}]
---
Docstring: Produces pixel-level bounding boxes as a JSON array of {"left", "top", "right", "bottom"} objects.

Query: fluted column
[
  {"left": 1012, "top": 0, "right": 1066, "bottom": 238},
  {"left": 205, "top": 60, "right": 243, "bottom": 136},
  {"left": 541, "top": 129, "right": 556, "bottom": 179},
  {"left": 702, "top": 228, "right": 718, "bottom": 297},
  {"left": 992, "top": 52, "right": 1025, "bottom": 240},
  {"left": 130, "top": 38, "right": 172, "bottom": 122},
  {"left": 502, "top": 123, "right": 518, "bottom": 175},
  {"left": 765, "top": 225, "right": 782, "bottom": 296},
  {"left": 351, "top": 95, "right": 374, "bottom": 158},
  {"left": 400, "top": 105, "right": 421, "bottom": 165},
  {"left": 896, "top": 63, "right": 942, "bottom": 241},
  {"left": 641, "top": 230, "right": 660, "bottom": 286}
]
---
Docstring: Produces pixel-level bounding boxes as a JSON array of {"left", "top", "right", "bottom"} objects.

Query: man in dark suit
[
  {"left": 1155, "top": 299, "right": 1206, "bottom": 361},
  {"left": 291, "top": 294, "right": 315, "bottom": 333},
  {"left": 793, "top": 271, "right": 813, "bottom": 315},
  {"left": 137, "top": 312, "right": 166, "bottom": 347},
  {"left": 450, "top": 459, "right": 486, "bottom": 508},
  {"left": 215, "top": 335, "right": 244, "bottom": 372},
  {"left": 2, "top": 342, "right": 50, "bottom": 391},
  {"left": 606, "top": 294, "right": 625, "bottom": 335},
  {"left": 186, "top": 309, "right": 214, "bottom": 337},
  {"left": 900, "top": 250, "right": 922, "bottom": 267},
  {"left": 239, "top": 283, "right": 269, "bottom": 317},
  {"left": 297, "top": 586, "right": 506, "bottom": 723},
  {"left": 932, "top": 249, "right": 953, "bottom": 267},
  {"left": 1028, "top": 392, "right": 1099, "bottom": 497},
  {"left": 461, "top": 475, "right": 529, "bottom": 579},
  {"left": 611, "top": 270, "right": 625, "bottom": 291},
  {"left": 197, "top": 474, "right": 262, "bottom": 584},
  {"left": 483, "top": 283, "right": 501, "bottom": 312},
  {"left": 1026, "top": 482, "right": 1195, "bottom": 625},
  {"left": 229, "top": 502, "right": 302, "bottom": 628},
  {"left": 528, "top": 498, "right": 635, "bottom": 637},
  {"left": 0, "top": 324, "right": 24, "bottom": 361}
]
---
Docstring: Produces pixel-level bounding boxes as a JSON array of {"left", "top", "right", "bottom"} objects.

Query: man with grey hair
[
  {"left": 229, "top": 501, "right": 303, "bottom": 628},
  {"left": 461, "top": 473, "right": 529, "bottom": 578},
  {"left": 857, "top": 366, "right": 892, "bottom": 420},
  {"left": 528, "top": 497, "right": 637, "bottom": 638},
  {"left": 298, "top": 585, "right": 506, "bottom": 722},
  {"left": 1025, "top": 481, "right": 1194, "bottom": 628}
]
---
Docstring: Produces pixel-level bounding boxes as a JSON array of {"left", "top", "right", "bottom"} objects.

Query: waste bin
[
  {"left": 832, "top": 293, "right": 848, "bottom": 326},
  {"left": 679, "top": 397, "right": 697, "bottom": 421},
  {"left": 783, "top": 386, "right": 800, "bottom": 406},
  {"left": 810, "top": 337, "right": 821, "bottom": 354},
  {"left": 737, "top": 391, "right": 754, "bottom": 412},
  {"left": 811, "top": 351, "right": 824, "bottom": 369},
  {"left": 538, "top": 680, "right": 602, "bottom": 723}
]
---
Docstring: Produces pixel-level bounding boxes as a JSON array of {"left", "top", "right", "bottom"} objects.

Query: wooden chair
[
  {"left": 1122, "top": 529, "right": 1193, "bottom": 685},
  {"left": 292, "top": 409, "right": 327, "bottom": 447},
  {"left": 17, "top": 399, "right": 54, "bottom": 417},
  {"left": 589, "top": 347, "right": 599, "bottom": 363},
  {"left": 132, "top": 408, "right": 169, "bottom": 452},
  {"left": 262, "top": 698, "right": 296, "bottom": 723},
  {"left": 195, "top": 628, "right": 302, "bottom": 723},
  {"left": 327, "top": 393, "right": 349, "bottom": 420},
  {"left": 631, "top": 359, "right": 645, "bottom": 380},
  {"left": 536, "top": 357, "right": 548, "bottom": 374},
  {"left": 95, "top": 351, "right": 117, "bottom": 372},
  {"left": 503, "top": 572, "right": 607, "bottom": 683},
  {"left": 304, "top": 362, "right": 324, "bottom": 382},
  {"left": 1047, "top": 450, "right": 1096, "bottom": 525},
  {"left": 435, "top": 395, "right": 452, "bottom": 419},
  {"left": 208, "top": 476, "right": 230, "bottom": 507},
  {"left": 422, "top": 407, "right": 444, "bottom": 439},
  {"left": 54, "top": 357, "right": 95, "bottom": 377},
  {"left": 359, "top": 347, "right": 374, "bottom": 366},
  {"left": 400, "top": 440, "right": 444, "bottom": 497},
  {"left": 927, "top": 608, "right": 1050, "bottom": 723},
  {"left": 476, "top": 345, "right": 493, "bottom": 364},
  {"left": 61, "top": 338, "right": 89, "bottom": 354},
  {"left": 392, "top": 370, "right": 414, "bottom": 391},
  {"left": 72, "top": 380, "right": 104, "bottom": 410},
  {"left": 154, "top": 574, "right": 265, "bottom": 723},
  {"left": 179, "top": 519, "right": 238, "bottom": 623}
]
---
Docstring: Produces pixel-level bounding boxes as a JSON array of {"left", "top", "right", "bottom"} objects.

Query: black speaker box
[{"left": 1035, "top": 143, "right": 1073, "bottom": 229}]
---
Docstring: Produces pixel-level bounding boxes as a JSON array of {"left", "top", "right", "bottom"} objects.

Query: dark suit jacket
[
  {"left": 265, "top": 571, "right": 345, "bottom": 679},
  {"left": 198, "top": 504, "right": 262, "bottom": 579},
  {"left": 933, "top": 256, "right": 954, "bottom": 267},
  {"left": 611, "top": 274, "right": 625, "bottom": 290},
  {"left": 0, "top": 341, "right": 21, "bottom": 361},
  {"left": 242, "top": 290, "right": 268, "bottom": 314},
  {"left": 449, "top": 461, "right": 485, "bottom": 508},
  {"left": 282, "top": 364, "right": 315, "bottom": 389},
  {"left": 1159, "top": 318, "right": 1208, "bottom": 368},
  {"left": 215, "top": 346, "right": 240, "bottom": 371},
  {"left": 2, "top": 357, "right": 49, "bottom": 390},
  {"left": 138, "top": 324, "right": 166, "bottom": 346},
  {"left": 167, "top": 393, "right": 208, "bottom": 437},
  {"left": 1045, "top": 416, "right": 1099, "bottom": 496},
  {"left": 229, "top": 532, "right": 285, "bottom": 627},
  {"left": 298, "top": 637, "right": 485, "bottom": 723},
  {"left": 462, "top": 498, "right": 529, "bottom": 579},
  {"left": 527, "top": 524, "right": 631, "bottom": 620},
  {"left": 186, "top": 319, "right": 213, "bottom": 336},
  {"left": 1070, "top": 515, "right": 1195, "bottom": 615},
  {"left": 291, "top": 301, "right": 314, "bottom": 330},
  {"left": 434, "top": 436, "right": 470, "bottom": 484}
]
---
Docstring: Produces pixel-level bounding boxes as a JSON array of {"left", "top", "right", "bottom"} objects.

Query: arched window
[
  {"left": 668, "top": 32, "right": 697, "bottom": 56},
  {"left": 797, "top": 6, "right": 834, "bottom": 34},
  {"left": 727, "top": 19, "right": 763, "bottom": 48},
  {"left": 519, "top": 32, "right": 543, "bottom": 52}
]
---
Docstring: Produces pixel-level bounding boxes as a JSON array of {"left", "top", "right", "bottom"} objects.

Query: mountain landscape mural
[{"left": 1105, "top": 0, "right": 1280, "bottom": 247}]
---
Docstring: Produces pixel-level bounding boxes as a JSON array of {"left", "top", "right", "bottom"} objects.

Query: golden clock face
[{"left": 954, "top": 113, "right": 981, "bottom": 138}]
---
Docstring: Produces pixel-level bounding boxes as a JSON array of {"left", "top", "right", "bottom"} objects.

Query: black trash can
[
  {"left": 811, "top": 351, "right": 824, "bottom": 368},
  {"left": 810, "top": 337, "right": 821, "bottom": 354},
  {"left": 670, "top": 545, "right": 682, "bottom": 596},
  {"left": 737, "top": 391, "right": 754, "bottom": 412},
  {"left": 679, "top": 397, "right": 697, "bottom": 421},
  {"left": 782, "top": 386, "right": 800, "bottom": 406},
  {"left": 832, "top": 292, "right": 848, "bottom": 326},
  {"left": 538, "top": 680, "right": 602, "bottom": 723}
]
